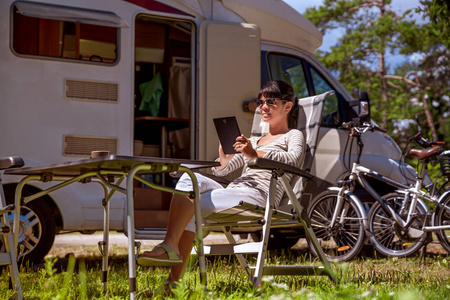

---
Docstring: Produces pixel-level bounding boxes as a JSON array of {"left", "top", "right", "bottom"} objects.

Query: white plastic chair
[{"left": 194, "top": 91, "right": 337, "bottom": 286}]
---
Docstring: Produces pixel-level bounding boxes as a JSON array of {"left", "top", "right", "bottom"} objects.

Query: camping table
[{"left": 4, "top": 155, "right": 219, "bottom": 299}]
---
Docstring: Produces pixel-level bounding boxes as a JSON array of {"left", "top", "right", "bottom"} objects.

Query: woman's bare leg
[
  {"left": 168, "top": 230, "right": 196, "bottom": 283},
  {"left": 143, "top": 194, "right": 194, "bottom": 257}
]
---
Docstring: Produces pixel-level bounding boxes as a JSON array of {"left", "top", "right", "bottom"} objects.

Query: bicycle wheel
[
  {"left": 307, "top": 190, "right": 366, "bottom": 262},
  {"left": 434, "top": 193, "right": 450, "bottom": 253},
  {"left": 368, "top": 192, "right": 428, "bottom": 257}
]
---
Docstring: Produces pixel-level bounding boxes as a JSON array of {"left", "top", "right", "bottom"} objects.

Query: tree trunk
[
  {"left": 378, "top": 2, "right": 389, "bottom": 129},
  {"left": 421, "top": 94, "right": 438, "bottom": 141},
  {"left": 378, "top": 51, "right": 389, "bottom": 129},
  {"left": 415, "top": 75, "right": 439, "bottom": 141}
]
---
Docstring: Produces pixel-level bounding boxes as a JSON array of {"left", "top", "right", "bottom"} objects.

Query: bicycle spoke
[
  {"left": 369, "top": 194, "right": 427, "bottom": 257},
  {"left": 307, "top": 191, "right": 365, "bottom": 261},
  {"left": 339, "top": 231, "right": 356, "bottom": 248}
]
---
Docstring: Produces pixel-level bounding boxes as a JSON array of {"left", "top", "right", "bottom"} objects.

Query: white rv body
[{"left": 0, "top": 0, "right": 415, "bottom": 261}]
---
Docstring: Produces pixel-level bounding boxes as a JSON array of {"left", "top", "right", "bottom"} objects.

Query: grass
[{"left": 1, "top": 243, "right": 449, "bottom": 299}]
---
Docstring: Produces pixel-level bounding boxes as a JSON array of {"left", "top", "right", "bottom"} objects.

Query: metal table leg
[
  {"left": 126, "top": 165, "right": 153, "bottom": 300},
  {"left": 97, "top": 176, "right": 125, "bottom": 293}
]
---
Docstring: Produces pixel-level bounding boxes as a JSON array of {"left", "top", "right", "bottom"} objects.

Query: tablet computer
[{"left": 213, "top": 116, "right": 242, "bottom": 154}]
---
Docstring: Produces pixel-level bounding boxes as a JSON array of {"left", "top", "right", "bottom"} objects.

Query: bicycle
[
  {"left": 306, "top": 121, "right": 388, "bottom": 262},
  {"left": 306, "top": 119, "right": 449, "bottom": 261},
  {"left": 368, "top": 120, "right": 450, "bottom": 256}
]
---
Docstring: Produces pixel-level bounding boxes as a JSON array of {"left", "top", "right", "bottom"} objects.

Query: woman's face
[{"left": 258, "top": 96, "right": 293, "bottom": 126}]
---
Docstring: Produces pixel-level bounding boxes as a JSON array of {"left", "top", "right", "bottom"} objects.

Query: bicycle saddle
[{"left": 409, "top": 146, "right": 443, "bottom": 160}]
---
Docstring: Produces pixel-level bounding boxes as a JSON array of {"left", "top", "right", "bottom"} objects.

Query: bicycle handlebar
[
  {"left": 410, "top": 115, "right": 446, "bottom": 148},
  {"left": 341, "top": 121, "right": 388, "bottom": 134},
  {"left": 341, "top": 118, "right": 445, "bottom": 152},
  {"left": 410, "top": 132, "right": 445, "bottom": 148}
]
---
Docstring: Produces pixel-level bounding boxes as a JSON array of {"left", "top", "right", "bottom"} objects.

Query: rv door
[{"left": 198, "top": 21, "right": 260, "bottom": 161}]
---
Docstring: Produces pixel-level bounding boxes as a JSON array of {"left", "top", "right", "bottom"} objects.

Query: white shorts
[{"left": 176, "top": 172, "right": 266, "bottom": 232}]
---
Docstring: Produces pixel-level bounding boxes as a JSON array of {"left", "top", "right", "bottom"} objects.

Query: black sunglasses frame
[{"left": 256, "top": 98, "right": 289, "bottom": 107}]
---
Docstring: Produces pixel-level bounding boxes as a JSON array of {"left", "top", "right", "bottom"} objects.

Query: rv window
[
  {"left": 308, "top": 65, "right": 341, "bottom": 128},
  {"left": 267, "top": 54, "right": 309, "bottom": 98},
  {"left": 266, "top": 52, "right": 341, "bottom": 128},
  {"left": 12, "top": 6, "right": 118, "bottom": 63}
]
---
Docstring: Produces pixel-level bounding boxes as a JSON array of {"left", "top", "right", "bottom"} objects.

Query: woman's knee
[{"left": 175, "top": 172, "right": 224, "bottom": 193}]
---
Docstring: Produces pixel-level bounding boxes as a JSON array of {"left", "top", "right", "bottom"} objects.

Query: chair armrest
[
  {"left": 0, "top": 156, "right": 24, "bottom": 170},
  {"left": 248, "top": 157, "right": 313, "bottom": 180}
]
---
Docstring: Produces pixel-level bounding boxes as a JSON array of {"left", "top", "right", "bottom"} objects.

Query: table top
[{"left": 4, "top": 155, "right": 219, "bottom": 176}]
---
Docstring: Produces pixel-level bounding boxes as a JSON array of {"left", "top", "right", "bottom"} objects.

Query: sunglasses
[{"left": 256, "top": 98, "right": 289, "bottom": 107}]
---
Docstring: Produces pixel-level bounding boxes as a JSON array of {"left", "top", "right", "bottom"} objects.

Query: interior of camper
[
  {"left": 133, "top": 15, "right": 194, "bottom": 229},
  {"left": 133, "top": 15, "right": 193, "bottom": 162}
]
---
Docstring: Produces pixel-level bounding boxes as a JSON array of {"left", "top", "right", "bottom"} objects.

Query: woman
[{"left": 137, "top": 80, "right": 305, "bottom": 294}]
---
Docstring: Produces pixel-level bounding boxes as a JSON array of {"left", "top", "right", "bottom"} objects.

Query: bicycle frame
[
  {"left": 327, "top": 186, "right": 368, "bottom": 230},
  {"left": 349, "top": 132, "right": 450, "bottom": 234},
  {"left": 353, "top": 163, "right": 430, "bottom": 236},
  {"left": 322, "top": 123, "right": 450, "bottom": 257}
]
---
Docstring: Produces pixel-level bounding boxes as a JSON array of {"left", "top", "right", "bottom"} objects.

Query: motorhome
[{"left": 0, "top": 0, "right": 417, "bottom": 263}]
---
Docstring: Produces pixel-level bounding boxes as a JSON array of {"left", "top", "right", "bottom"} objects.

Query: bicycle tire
[
  {"left": 306, "top": 190, "right": 366, "bottom": 262},
  {"left": 434, "top": 192, "right": 450, "bottom": 253},
  {"left": 368, "top": 192, "right": 427, "bottom": 257}
]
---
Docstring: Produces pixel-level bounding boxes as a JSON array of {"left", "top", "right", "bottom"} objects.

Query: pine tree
[{"left": 304, "top": 0, "right": 449, "bottom": 144}]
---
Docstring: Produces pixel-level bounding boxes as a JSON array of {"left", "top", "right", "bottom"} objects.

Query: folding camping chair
[
  {"left": 0, "top": 156, "right": 24, "bottom": 300},
  {"left": 194, "top": 91, "right": 337, "bottom": 286}
]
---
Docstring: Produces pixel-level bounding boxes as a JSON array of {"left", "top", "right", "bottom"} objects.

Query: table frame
[{"left": 6, "top": 156, "right": 218, "bottom": 299}]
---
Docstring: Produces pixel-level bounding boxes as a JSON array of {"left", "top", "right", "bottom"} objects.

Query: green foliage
[
  {"left": 2, "top": 250, "right": 450, "bottom": 299},
  {"left": 418, "top": 0, "right": 450, "bottom": 49},
  {"left": 304, "top": 0, "right": 449, "bottom": 144}
]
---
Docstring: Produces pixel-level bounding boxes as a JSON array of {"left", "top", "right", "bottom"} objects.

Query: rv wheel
[{"left": 1, "top": 187, "right": 56, "bottom": 266}]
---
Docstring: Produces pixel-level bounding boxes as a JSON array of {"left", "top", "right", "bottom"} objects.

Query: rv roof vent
[
  {"left": 65, "top": 79, "right": 118, "bottom": 102},
  {"left": 63, "top": 135, "right": 118, "bottom": 157}
]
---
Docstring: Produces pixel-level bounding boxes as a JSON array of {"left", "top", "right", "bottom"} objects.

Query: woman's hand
[
  {"left": 216, "top": 143, "right": 234, "bottom": 170},
  {"left": 234, "top": 135, "right": 258, "bottom": 158}
]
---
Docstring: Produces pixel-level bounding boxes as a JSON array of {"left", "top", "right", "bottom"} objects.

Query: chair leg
[
  {"left": 222, "top": 227, "right": 251, "bottom": 278},
  {"left": 1, "top": 180, "right": 23, "bottom": 299},
  {"left": 253, "top": 175, "right": 277, "bottom": 286},
  {"left": 0, "top": 217, "right": 22, "bottom": 298},
  {"left": 300, "top": 212, "right": 337, "bottom": 283},
  {"left": 4, "top": 230, "right": 23, "bottom": 299},
  {"left": 252, "top": 214, "right": 272, "bottom": 286},
  {"left": 282, "top": 177, "right": 337, "bottom": 283}
]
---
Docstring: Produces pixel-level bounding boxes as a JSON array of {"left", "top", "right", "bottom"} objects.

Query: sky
[{"left": 283, "top": 0, "right": 424, "bottom": 67}]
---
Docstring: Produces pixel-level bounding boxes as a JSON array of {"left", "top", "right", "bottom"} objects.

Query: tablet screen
[{"left": 213, "top": 116, "right": 242, "bottom": 154}]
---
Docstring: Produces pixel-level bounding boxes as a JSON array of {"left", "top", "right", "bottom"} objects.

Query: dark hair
[{"left": 258, "top": 80, "right": 299, "bottom": 129}]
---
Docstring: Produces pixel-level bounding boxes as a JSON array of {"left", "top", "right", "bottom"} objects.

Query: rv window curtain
[
  {"left": 168, "top": 65, "right": 191, "bottom": 158},
  {"left": 14, "top": 1, "right": 129, "bottom": 28}
]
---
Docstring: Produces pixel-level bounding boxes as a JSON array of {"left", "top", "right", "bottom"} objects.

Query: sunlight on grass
[{"left": 1, "top": 246, "right": 449, "bottom": 299}]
